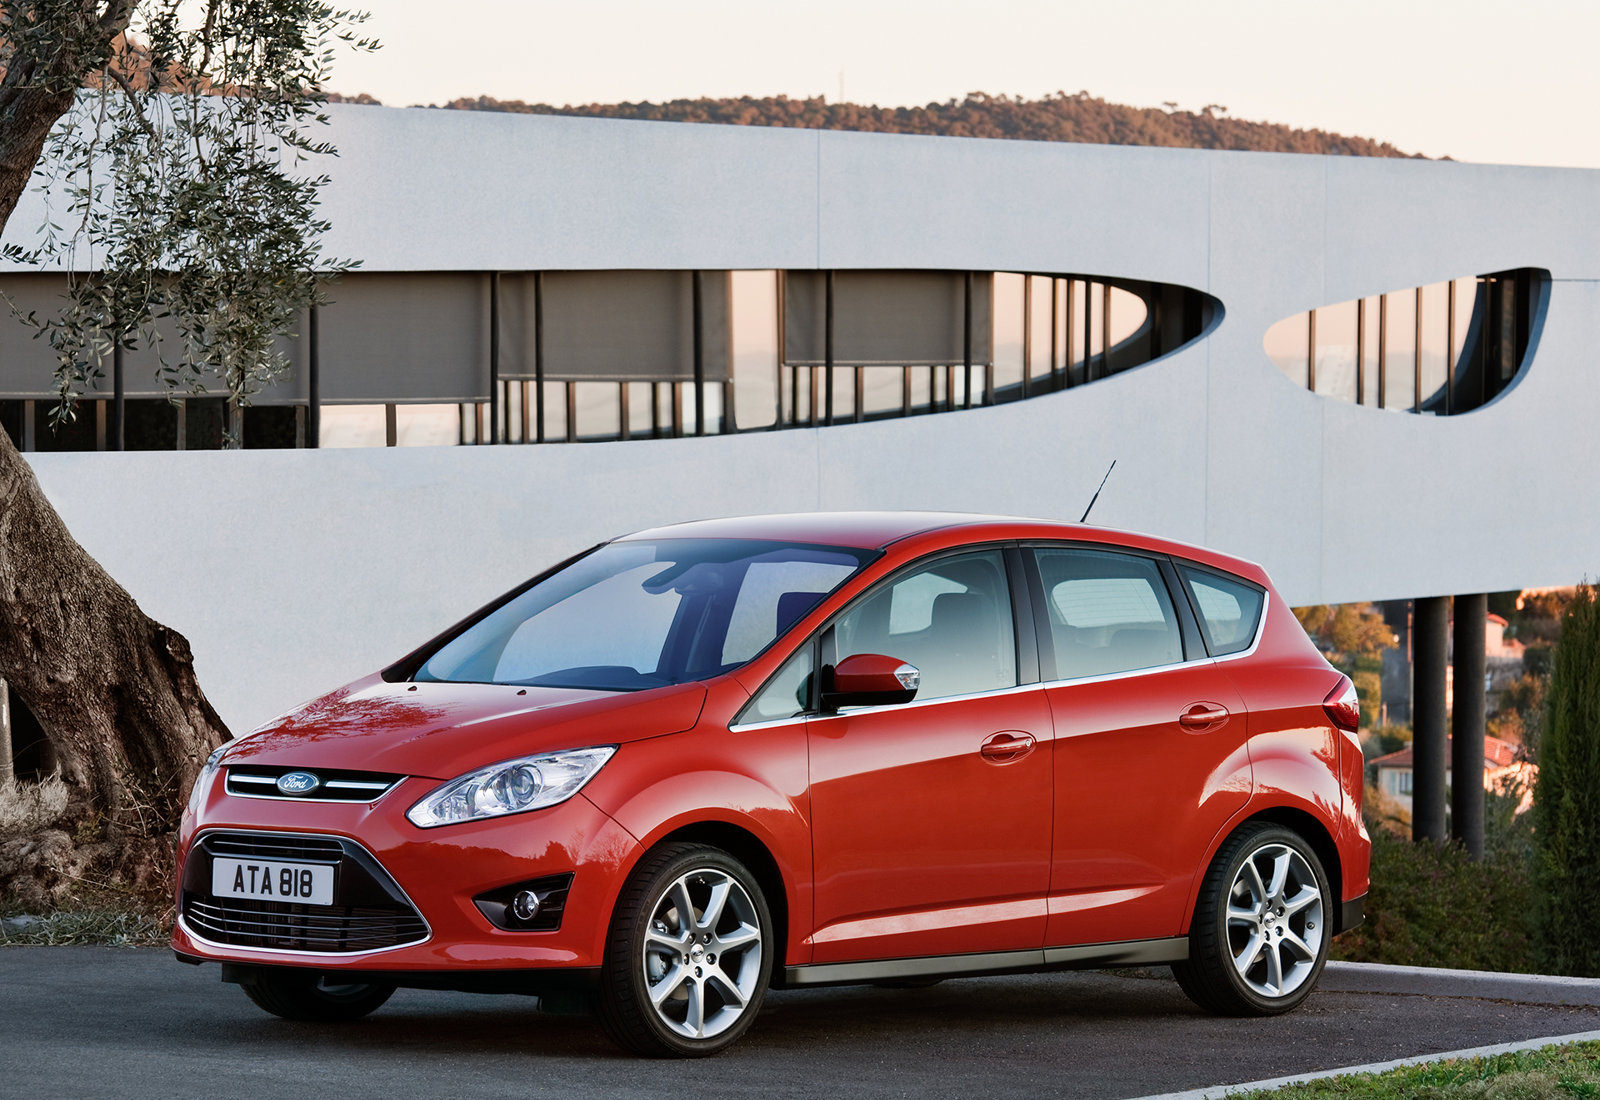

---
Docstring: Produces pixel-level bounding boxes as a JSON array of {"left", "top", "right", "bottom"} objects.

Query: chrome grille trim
[
  {"left": 182, "top": 829, "right": 430, "bottom": 956},
  {"left": 223, "top": 766, "right": 404, "bottom": 803}
]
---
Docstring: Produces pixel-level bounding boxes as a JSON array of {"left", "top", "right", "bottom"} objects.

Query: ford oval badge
[{"left": 276, "top": 771, "right": 321, "bottom": 795}]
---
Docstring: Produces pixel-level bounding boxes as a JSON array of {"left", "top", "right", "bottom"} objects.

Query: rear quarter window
[{"left": 1179, "top": 566, "right": 1266, "bottom": 656}]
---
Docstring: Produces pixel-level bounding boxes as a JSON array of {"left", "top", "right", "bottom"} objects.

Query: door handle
[
  {"left": 1179, "top": 704, "right": 1229, "bottom": 730},
  {"left": 980, "top": 732, "right": 1036, "bottom": 762}
]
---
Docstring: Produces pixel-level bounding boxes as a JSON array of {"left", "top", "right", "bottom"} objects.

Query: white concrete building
[{"left": 1, "top": 105, "right": 1596, "bottom": 747}]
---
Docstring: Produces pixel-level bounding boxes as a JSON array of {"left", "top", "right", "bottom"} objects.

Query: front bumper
[{"left": 171, "top": 775, "right": 640, "bottom": 974}]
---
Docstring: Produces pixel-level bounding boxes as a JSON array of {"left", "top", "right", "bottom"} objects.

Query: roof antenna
[{"left": 1079, "top": 460, "right": 1117, "bottom": 524}]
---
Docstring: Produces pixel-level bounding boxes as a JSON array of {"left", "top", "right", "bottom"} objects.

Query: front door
[{"left": 807, "top": 548, "right": 1054, "bottom": 963}]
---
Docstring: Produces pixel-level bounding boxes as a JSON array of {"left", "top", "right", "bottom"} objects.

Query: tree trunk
[
  {"left": 0, "top": 3, "right": 231, "bottom": 905},
  {"left": 0, "top": 425, "right": 228, "bottom": 901},
  {"left": 0, "top": 3, "right": 135, "bottom": 228}
]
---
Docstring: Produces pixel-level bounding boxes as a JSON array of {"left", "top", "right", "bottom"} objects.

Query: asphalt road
[{"left": 6, "top": 948, "right": 1599, "bottom": 1099}]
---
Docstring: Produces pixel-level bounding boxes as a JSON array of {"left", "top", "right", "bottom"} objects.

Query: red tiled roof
[{"left": 1371, "top": 735, "right": 1520, "bottom": 770}]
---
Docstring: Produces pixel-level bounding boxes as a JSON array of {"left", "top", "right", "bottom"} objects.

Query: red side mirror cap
[{"left": 822, "top": 653, "right": 920, "bottom": 712}]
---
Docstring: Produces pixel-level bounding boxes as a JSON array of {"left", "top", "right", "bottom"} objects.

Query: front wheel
[
  {"left": 597, "top": 843, "right": 773, "bottom": 1057},
  {"left": 1173, "top": 824, "right": 1331, "bottom": 1016},
  {"left": 239, "top": 970, "right": 395, "bottom": 1022}
]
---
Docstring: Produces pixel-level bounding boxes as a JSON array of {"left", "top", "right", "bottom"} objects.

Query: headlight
[
  {"left": 186, "top": 744, "right": 227, "bottom": 816},
  {"left": 406, "top": 746, "right": 616, "bottom": 829}
]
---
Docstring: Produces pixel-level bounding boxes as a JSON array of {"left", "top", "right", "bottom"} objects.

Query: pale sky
[{"left": 331, "top": 1, "right": 1600, "bottom": 169}]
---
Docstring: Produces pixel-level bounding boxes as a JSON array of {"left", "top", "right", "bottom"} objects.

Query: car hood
[{"left": 222, "top": 675, "right": 707, "bottom": 780}]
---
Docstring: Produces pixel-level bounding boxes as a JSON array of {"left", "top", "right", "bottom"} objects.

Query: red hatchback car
[{"left": 173, "top": 512, "right": 1369, "bottom": 1056}]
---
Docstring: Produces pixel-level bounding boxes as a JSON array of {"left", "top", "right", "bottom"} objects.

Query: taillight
[{"left": 1323, "top": 676, "right": 1360, "bottom": 732}]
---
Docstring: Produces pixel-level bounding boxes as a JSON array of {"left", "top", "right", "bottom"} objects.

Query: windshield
[{"left": 415, "top": 539, "right": 875, "bottom": 691}]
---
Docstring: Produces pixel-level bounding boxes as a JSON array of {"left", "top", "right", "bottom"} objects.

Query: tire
[
  {"left": 597, "top": 842, "right": 774, "bottom": 1057},
  {"left": 239, "top": 970, "right": 396, "bottom": 1022},
  {"left": 1172, "top": 823, "right": 1332, "bottom": 1017}
]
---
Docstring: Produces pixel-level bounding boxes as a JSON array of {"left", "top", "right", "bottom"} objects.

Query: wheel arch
[
  {"left": 1187, "top": 803, "right": 1348, "bottom": 935},
  {"left": 1240, "top": 806, "right": 1345, "bottom": 933},
  {"left": 650, "top": 819, "right": 791, "bottom": 982}
]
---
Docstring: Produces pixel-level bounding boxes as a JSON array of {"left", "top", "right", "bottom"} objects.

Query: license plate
[{"left": 212, "top": 857, "right": 334, "bottom": 905}]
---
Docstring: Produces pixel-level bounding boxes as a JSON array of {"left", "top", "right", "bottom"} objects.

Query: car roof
[
  {"left": 621, "top": 511, "right": 1012, "bottom": 549},
  {"left": 618, "top": 511, "right": 1266, "bottom": 580}
]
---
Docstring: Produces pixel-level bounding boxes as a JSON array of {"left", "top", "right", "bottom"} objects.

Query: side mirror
[{"left": 821, "top": 653, "right": 920, "bottom": 712}]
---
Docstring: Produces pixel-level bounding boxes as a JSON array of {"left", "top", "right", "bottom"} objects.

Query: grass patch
[
  {"left": 1, "top": 888, "right": 170, "bottom": 948},
  {"left": 0, "top": 907, "right": 169, "bottom": 946},
  {"left": 1230, "top": 1041, "right": 1600, "bottom": 1098}
]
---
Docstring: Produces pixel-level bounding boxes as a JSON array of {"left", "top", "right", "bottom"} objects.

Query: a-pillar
[
  {"left": 1412, "top": 596, "right": 1450, "bottom": 844},
  {"left": 1452, "top": 593, "right": 1488, "bottom": 858}
]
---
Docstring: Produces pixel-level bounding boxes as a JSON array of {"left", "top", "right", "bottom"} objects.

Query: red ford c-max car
[{"left": 173, "top": 512, "right": 1369, "bottom": 1056}]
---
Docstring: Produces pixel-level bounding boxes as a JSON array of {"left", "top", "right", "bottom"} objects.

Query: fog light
[
  {"left": 473, "top": 872, "right": 573, "bottom": 931},
  {"left": 511, "top": 889, "right": 542, "bottom": 922}
]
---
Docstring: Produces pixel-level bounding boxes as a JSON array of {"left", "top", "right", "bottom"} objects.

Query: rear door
[
  {"left": 1027, "top": 544, "right": 1253, "bottom": 948},
  {"left": 805, "top": 546, "right": 1055, "bottom": 963}
]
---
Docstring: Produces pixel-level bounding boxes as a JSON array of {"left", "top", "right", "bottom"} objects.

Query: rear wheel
[
  {"left": 1173, "top": 824, "right": 1331, "bottom": 1016},
  {"left": 239, "top": 970, "right": 395, "bottom": 1022},
  {"left": 597, "top": 842, "right": 773, "bottom": 1057}
]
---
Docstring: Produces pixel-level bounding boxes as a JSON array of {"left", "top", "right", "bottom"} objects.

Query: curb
[
  {"left": 1129, "top": 1028, "right": 1600, "bottom": 1099},
  {"left": 1319, "top": 960, "right": 1600, "bottom": 1006}
]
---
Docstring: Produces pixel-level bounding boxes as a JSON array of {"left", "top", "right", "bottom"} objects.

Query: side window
[
  {"left": 833, "top": 550, "right": 1017, "bottom": 701},
  {"left": 1179, "top": 565, "right": 1265, "bottom": 656},
  {"left": 1033, "top": 548, "right": 1183, "bottom": 679},
  {"left": 741, "top": 644, "right": 815, "bottom": 724}
]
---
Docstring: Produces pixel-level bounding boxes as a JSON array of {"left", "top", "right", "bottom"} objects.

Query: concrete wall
[{"left": 13, "top": 106, "right": 1600, "bottom": 731}]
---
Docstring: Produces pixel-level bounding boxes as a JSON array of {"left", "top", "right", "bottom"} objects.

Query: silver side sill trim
[{"left": 783, "top": 936, "right": 1189, "bottom": 987}]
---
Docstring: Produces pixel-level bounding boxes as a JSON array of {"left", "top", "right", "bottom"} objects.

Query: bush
[
  {"left": 1534, "top": 584, "right": 1600, "bottom": 976},
  {"left": 1332, "top": 825, "right": 1535, "bottom": 973}
]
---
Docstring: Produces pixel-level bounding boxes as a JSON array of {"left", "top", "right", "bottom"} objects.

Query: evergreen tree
[{"left": 1534, "top": 584, "right": 1600, "bottom": 974}]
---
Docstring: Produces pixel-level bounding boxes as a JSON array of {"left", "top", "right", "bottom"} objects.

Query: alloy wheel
[
  {"left": 639, "top": 867, "right": 764, "bottom": 1040},
  {"left": 1225, "top": 842, "right": 1325, "bottom": 999}
]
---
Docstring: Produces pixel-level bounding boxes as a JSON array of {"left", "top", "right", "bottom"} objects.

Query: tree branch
[{"left": 106, "top": 67, "right": 161, "bottom": 140}]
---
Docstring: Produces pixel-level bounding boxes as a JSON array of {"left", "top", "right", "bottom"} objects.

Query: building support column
[
  {"left": 1412, "top": 595, "right": 1450, "bottom": 844},
  {"left": 1452, "top": 592, "right": 1488, "bottom": 858}
]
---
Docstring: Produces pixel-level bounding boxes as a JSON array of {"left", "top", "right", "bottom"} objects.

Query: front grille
[
  {"left": 202, "top": 833, "right": 345, "bottom": 861},
  {"left": 183, "top": 831, "right": 428, "bottom": 954},
  {"left": 225, "top": 766, "right": 403, "bottom": 802},
  {"left": 183, "top": 896, "right": 428, "bottom": 952}
]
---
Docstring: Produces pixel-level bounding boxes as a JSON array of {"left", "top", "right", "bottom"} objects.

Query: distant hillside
[{"left": 383, "top": 91, "right": 1424, "bottom": 158}]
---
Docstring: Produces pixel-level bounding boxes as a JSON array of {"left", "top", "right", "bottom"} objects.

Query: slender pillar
[
  {"left": 488, "top": 271, "right": 500, "bottom": 444},
  {"left": 1306, "top": 308, "right": 1317, "bottom": 392},
  {"left": 111, "top": 341, "right": 125, "bottom": 450},
  {"left": 823, "top": 270, "right": 835, "bottom": 426},
  {"left": 1452, "top": 593, "right": 1488, "bottom": 858},
  {"left": 1377, "top": 293, "right": 1388, "bottom": 410},
  {"left": 1063, "top": 280, "right": 1075, "bottom": 389},
  {"left": 1412, "top": 596, "right": 1450, "bottom": 844},
  {"left": 1021, "top": 273, "right": 1033, "bottom": 398},
  {"left": 533, "top": 272, "right": 546, "bottom": 443},
  {"left": 962, "top": 270, "right": 974, "bottom": 409},
  {"left": 691, "top": 270, "right": 705, "bottom": 436},
  {"left": 306, "top": 303, "right": 321, "bottom": 448}
]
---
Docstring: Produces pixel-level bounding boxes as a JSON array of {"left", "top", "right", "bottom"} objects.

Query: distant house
[{"left": 1371, "top": 735, "right": 1535, "bottom": 814}]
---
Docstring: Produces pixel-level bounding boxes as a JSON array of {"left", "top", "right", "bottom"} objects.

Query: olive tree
[{"left": 0, "top": 0, "right": 371, "bottom": 905}]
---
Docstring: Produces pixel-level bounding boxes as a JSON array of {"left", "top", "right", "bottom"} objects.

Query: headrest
[
  {"left": 776, "top": 591, "right": 828, "bottom": 637},
  {"left": 931, "top": 591, "right": 994, "bottom": 634}
]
